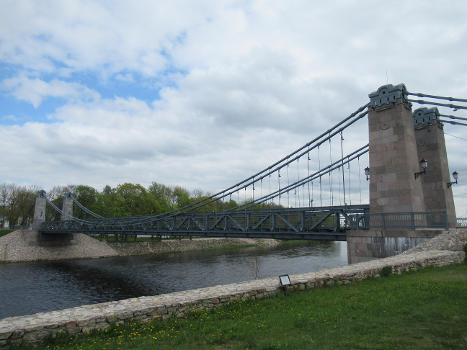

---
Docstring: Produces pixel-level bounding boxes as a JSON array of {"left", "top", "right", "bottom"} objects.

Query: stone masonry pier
[{"left": 0, "top": 229, "right": 465, "bottom": 348}]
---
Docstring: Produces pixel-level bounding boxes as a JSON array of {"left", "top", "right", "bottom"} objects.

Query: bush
[{"left": 380, "top": 266, "right": 393, "bottom": 277}]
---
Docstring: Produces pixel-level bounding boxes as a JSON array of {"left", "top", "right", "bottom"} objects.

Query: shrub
[{"left": 380, "top": 266, "right": 393, "bottom": 277}]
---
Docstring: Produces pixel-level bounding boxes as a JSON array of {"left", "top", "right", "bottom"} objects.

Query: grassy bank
[
  {"left": 95, "top": 235, "right": 172, "bottom": 243},
  {"left": 0, "top": 229, "right": 14, "bottom": 238},
  {"left": 96, "top": 235, "right": 255, "bottom": 246},
  {"left": 28, "top": 263, "right": 467, "bottom": 350}
]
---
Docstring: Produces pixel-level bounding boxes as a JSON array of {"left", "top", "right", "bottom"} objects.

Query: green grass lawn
[
  {"left": 0, "top": 229, "right": 14, "bottom": 238},
  {"left": 95, "top": 235, "right": 165, "bottom": 243},
  {"left": 97, "top": 235, "right": 242, "bottom": 244},
  {"left": 26, "top": 264, "right": 467, "bottom": 350}
]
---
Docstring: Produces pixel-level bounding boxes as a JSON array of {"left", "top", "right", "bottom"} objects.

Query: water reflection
[{"left": 0, "top": 241, "right": 347, "bottom": 319}]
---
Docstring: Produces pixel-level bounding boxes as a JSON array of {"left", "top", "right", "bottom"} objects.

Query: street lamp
[
  {"left": 364, "top": 167, "right": 370, "bottom": 181},
  {"left": 447, "top": 171, "right": 459, "bottom": 188},
  {"left": 414, "top": 159, "right": 428, "bottom": 179}
]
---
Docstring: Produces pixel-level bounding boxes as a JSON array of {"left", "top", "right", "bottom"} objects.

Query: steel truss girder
[{"left": 38, "top": 205, "right": 369, "bottom": 241}]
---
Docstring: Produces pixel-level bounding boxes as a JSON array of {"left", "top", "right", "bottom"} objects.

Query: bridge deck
[{"left": 39, "top": 205, "right": 369, "bottom": 241}]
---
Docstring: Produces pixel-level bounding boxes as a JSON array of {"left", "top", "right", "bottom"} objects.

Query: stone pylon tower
[
  {"left": 32, "top": 190, "right": 47, "bottom": 230},
  {"left": 61, "top": 192, "right": 73, "bottom": 220},
  {"left": 367, "top": 84, "right": 426, "bottom": 214},
  {"left": 413, "top": 107, "right": 457, "bottom": 227}
]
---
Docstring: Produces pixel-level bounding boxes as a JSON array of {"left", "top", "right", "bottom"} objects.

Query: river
[{"left": 0, "top": 241, "right": 347, "bottom": 319}]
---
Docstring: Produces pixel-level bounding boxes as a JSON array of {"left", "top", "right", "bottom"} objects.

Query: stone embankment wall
[
  {"left": 1, "top": 229, "right": 465, "bottom": 348},
  {"left": 402, "top": 228, "right": 467, "bottom": 253}
]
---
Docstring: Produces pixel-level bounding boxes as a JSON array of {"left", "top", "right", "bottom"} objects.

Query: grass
[
  {"left": 96, "top": 235, "right": 166, "bottom": 243},
  {"left": 278, "top": 239, "right": 310, "bottom": 245},
  {"left": 22, "top": 263, "right": 467, "bottom": 350},
  {"left": 278, "top": 239, "right": 336, "bottom": 247},
  {"left": 96, "top": 235, "right": 253, "bottom": 244},
  {"left": 0, "top": 229, "right": 14, "bottom": 238},
  {"left": 198, "top": 243, "right": 256, "bottom": 251},
  {"left": 98, "top": 235, "right": 256, "bottom": 251}
]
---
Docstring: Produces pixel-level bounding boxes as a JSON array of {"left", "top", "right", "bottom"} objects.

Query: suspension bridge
[{"left": 34, "top": 84, "right": 466, "bottom": 242}]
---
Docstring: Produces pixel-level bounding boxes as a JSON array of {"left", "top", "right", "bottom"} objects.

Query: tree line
[{"left": 0, "top": 182, "right": 280, "bottom": 228}]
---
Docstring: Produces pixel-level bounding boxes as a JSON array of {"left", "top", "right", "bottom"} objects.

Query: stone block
[
  {"left": 0, "top": 332, "right": 12, "bottom": 341},
  {"left": 116, "top": 311, "right": 134, "bottom": 320},
  {"left": 77, "top": 319, "right": 96, "bottom": 327},
  {"left": 10, "top": 330, "right": 24, "bottom": 339},
  {"left": 22, "top": 329, "right": 50, "bottom": 343},
  {"left": 65, "top": 321, "right": 77, "bottom": 329},
  {"left": 105, "top": 314, "right": 118, "bottom": 323}
]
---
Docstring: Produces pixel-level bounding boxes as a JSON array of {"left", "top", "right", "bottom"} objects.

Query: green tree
[
  {"left": 172, "top": 186, "right": 192, "bottom": 208},
  {"left": 97, "top": 185, "right": 119, "bottom": 217},
  {"left": 114, "top": 183, "right": 161, "bottom": 216},
  {"left": 73, "top": 185, "right": 101, "bottom": 219},
  {"left": 0, "top": 184, "right": 37, "bottom": 227},
  {"left": 147, "top": 182, "right": 174, "bottom": 213}
]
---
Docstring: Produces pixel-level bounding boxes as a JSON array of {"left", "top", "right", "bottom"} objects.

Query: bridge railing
[
  {"left": 347, "top": 211, "right": 449, "bottom": 230},
  {"left": 457, "top": 217, "right": 467, "bottom": 228}
]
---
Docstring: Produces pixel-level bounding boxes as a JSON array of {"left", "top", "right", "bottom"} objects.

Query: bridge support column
[
  {"left": 32, "top": 190, "right": 46, "bottom": 230},
  {"left": 347, "top": 84, "right": 439, "bottom": 264},
  {"left": 61, "top": 192, "right": 73, "bottom": 220},
  {"left": 367, "top": 84, "right": 426, "bottom": 214},
  {"left": 413, "top": 108, "right": 456, "bottom": 227}
]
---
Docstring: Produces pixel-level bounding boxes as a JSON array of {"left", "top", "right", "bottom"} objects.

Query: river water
[{"left": 0, "top": 241, "right": 347, "bottom": 319}]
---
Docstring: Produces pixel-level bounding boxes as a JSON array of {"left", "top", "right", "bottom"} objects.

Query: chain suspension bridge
[{"left": 35, "top": 84, "right": 466, "bottom": 241}]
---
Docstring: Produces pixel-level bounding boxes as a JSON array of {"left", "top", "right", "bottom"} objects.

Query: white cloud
[
  {"left": 0, "top": 0, "right": 220, "bottom": 77},
  {"left": 0, "top": 0, "right": 466, "bottom": 215},
  {"left": 1, "top": 76, "right": 100, "bottom": 107}
]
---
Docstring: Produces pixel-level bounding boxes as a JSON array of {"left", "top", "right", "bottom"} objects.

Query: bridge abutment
[{"left": 346, "top": 229, "right": 443, "bottom": 264}]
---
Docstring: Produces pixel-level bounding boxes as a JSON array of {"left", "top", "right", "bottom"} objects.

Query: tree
[
  {"left": 73, "top": 185, "right": 101, "bottom": 219},
  {"left": 0, "top": 184, "right": 37, "bottom": 227},
  {"left": 147, "top": 182, "right": 174, "bottom": 213},
  {"left": 113, "top": 183, "right": 161, "bottom": 217},
  {"left": 172, "top": 186, "right": 192, "bottom": 208},
  {"left": 0, "top": 184, "right": 8, "bottom": 227}
]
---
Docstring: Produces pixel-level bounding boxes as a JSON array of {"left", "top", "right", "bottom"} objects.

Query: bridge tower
[
  {"left": 348, "top": 84, "right": 457, "bottom": 263},
  {"left": 367, "top": 84, "right": 425, "bottom": 214},
  {"left": 32, "top": 190, "right": 46, "bottom": 230},
  {"left": 61, "top": 192, "right": 73, "bottom": 220},
  {"left": 413, "top": 107, "right": 457, "bottom": 227}
]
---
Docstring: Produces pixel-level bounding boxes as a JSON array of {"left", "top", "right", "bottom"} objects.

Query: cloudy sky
[{"left": 0, "top": 0, "right": 466, "bottom": 213}]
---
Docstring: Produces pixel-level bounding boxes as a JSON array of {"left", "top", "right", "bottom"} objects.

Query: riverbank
[
  {"left": 108, "top": 237, "right": 279, "bottom": 256},
  {"left": 0, "top": 244, "right": 464, "bottom": 348},
  {"left": 0, "top": 230, "right": 280, "bottom": 263},
  {"left": 9, "top": 262, "right": 467, "bottom": 349}
]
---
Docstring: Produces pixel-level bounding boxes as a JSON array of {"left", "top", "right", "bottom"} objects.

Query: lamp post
[
  {"left": 447, "top": 171, "right": 459, "bottom": 188},
  {"left": 414, "top": 159, "right": 428, "bottom": 179},
  {"left": 364, "top": 167, "right": 370, "bottom": 181}
]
